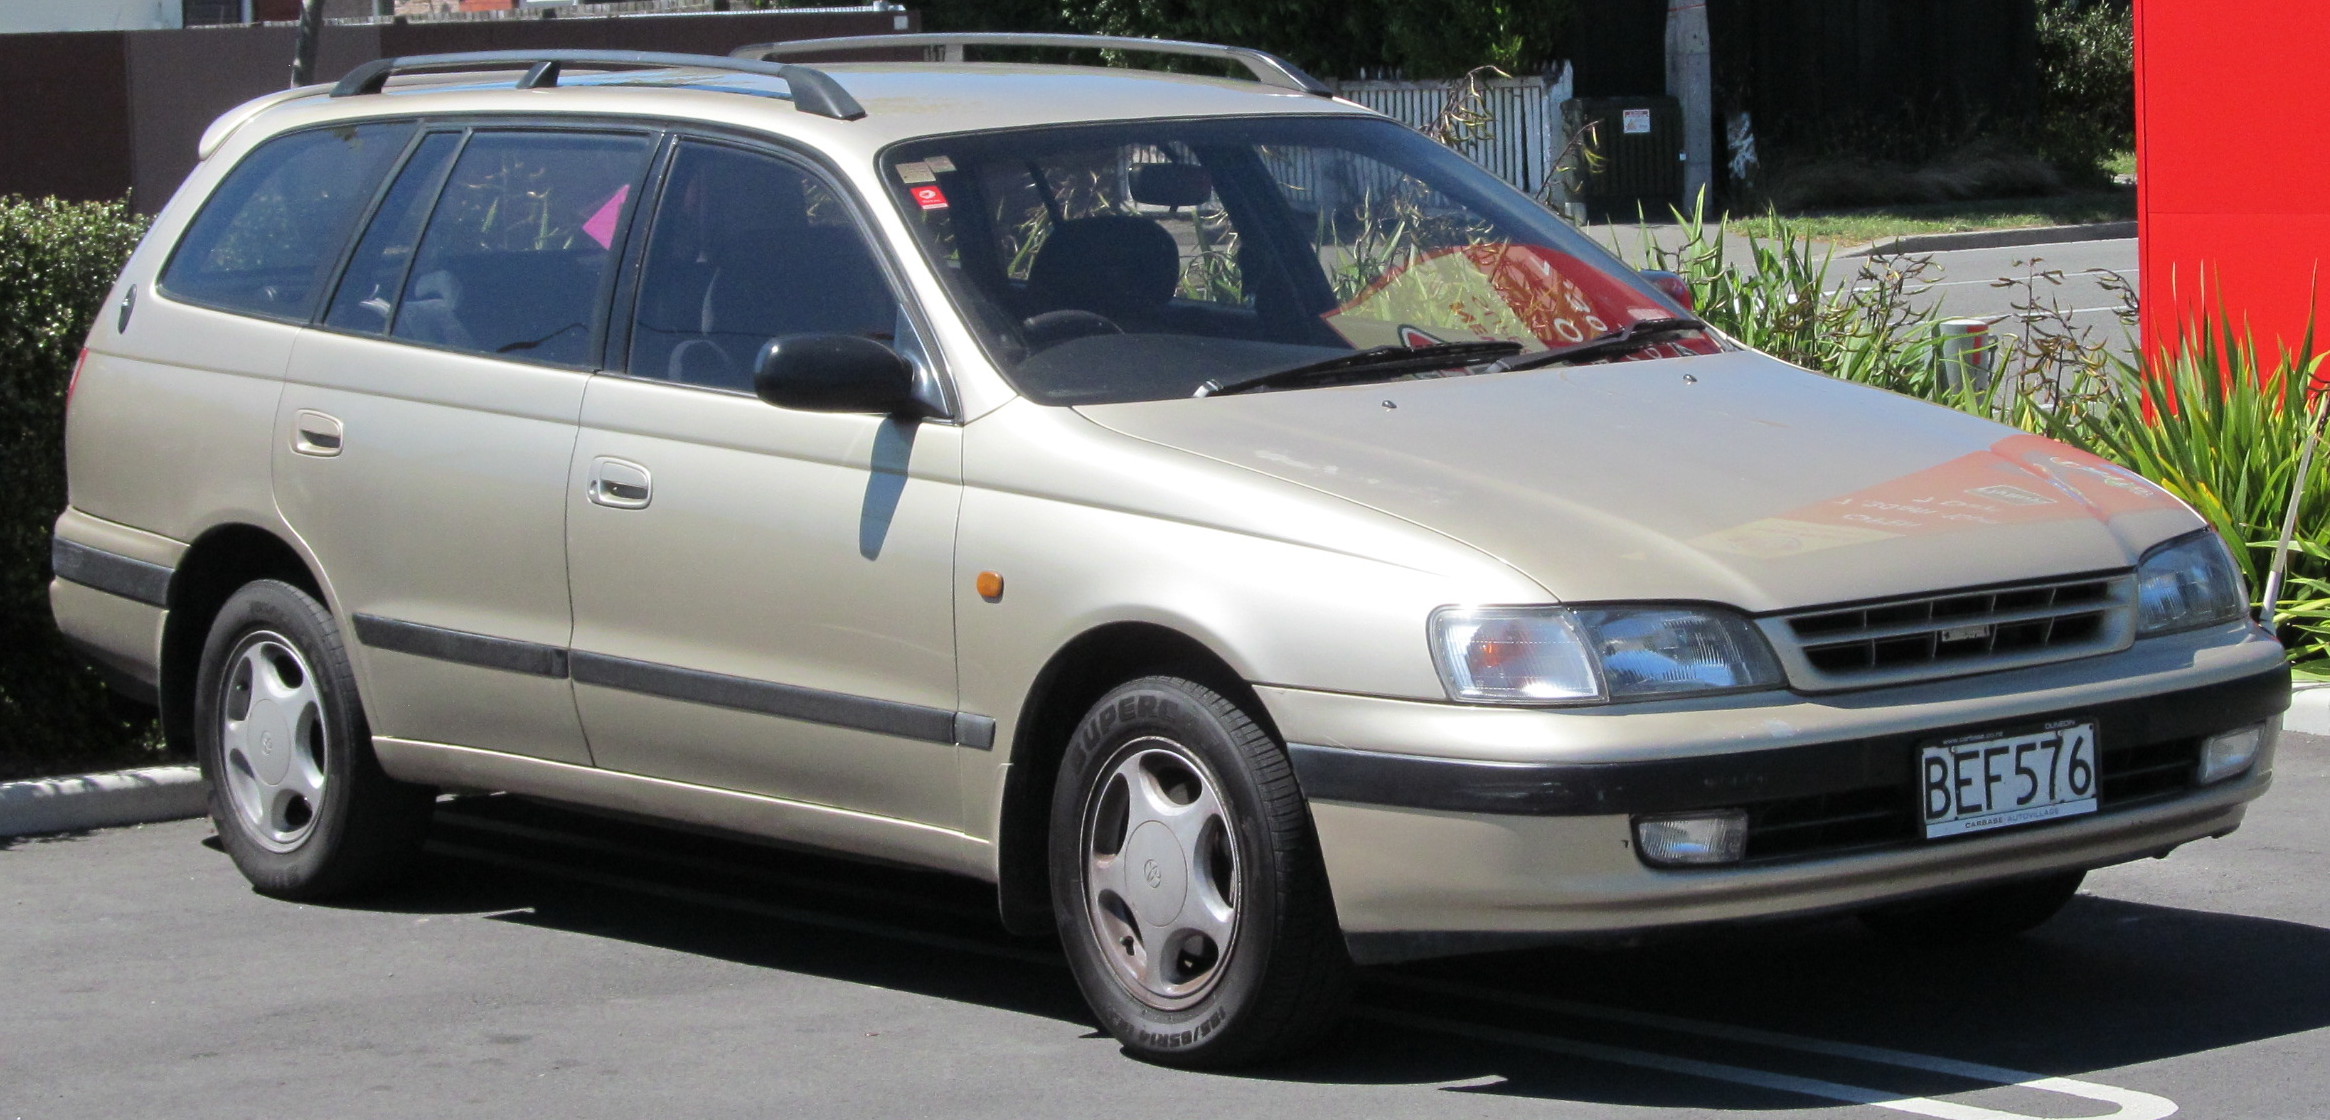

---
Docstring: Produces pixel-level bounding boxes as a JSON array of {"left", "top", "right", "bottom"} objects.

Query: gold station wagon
[{"left": 51, "top": 34, "right": 2287, "bottom": 1067}]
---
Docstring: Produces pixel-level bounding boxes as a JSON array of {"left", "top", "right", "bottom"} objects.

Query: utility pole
[
  {"left": 1665, "top": 0, "right": 1713, "bottom": 209},
  {"left": 291, "top": 0, "right": 327, "bottom": 88}
]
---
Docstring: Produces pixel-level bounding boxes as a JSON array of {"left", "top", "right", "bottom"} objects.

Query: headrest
[
  {"left": 1026, "top": 215, "right": 1180, "bottom": 315},
  {"left": 408, "top": 269, "right": 462, "bottom": 303}
]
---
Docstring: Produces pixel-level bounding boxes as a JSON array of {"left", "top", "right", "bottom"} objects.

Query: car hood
[{"left": 1074, "top": 352, "right": 2201, "bottom": 612}]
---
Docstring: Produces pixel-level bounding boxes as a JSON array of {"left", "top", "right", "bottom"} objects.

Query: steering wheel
[{"left": 1021, "top": 309, "right": 1124, "bottom": 352}]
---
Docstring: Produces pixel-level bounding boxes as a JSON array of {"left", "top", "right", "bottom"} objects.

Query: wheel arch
[
  {"left": 993, "top": 620, "right": 1282, "bottom": 937},
  {"left": 159, "top": 523, "right": 324, "bottom": 756}
]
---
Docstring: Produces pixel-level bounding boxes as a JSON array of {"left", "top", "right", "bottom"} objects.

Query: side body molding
[{"left": 352, "top": 614, "right": 996, "bottom": 750}]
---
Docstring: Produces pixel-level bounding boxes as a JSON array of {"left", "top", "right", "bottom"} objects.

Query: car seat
[
  {"left": 1024, "top": 215, "right": 1180, "bottom": 327},
  {"left": 397, "top": 270, "right": 474, "bottom": 350}
]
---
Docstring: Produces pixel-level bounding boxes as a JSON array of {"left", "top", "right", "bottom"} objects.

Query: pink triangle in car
[{"left": 582, "top": 184, "right": 629, "bottom": 249}]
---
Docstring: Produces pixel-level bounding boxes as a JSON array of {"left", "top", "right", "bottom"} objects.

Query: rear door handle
[
  {"left": 291, "top": 410, "right": 343, "bottom": 457},
  {"left": 587, "top": 457, "right": 652, "bottom": 509}
]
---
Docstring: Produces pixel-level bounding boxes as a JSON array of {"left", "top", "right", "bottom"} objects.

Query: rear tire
[
  {"left": 1857, "top": 869, "right": 2085, "bottom": 944},
  {"left": 1050, "top": 676, "right": 1350, "bottom": 1068},
  {"left": 193, "top": 580, "right": 433, "bottom": 899}
]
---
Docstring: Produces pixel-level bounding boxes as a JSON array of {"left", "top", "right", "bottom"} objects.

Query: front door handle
[
  {"left": 291, "top": 410, "right": 343, "bottom": 457},
  {"left": 587, "top": 456, "right": 652, "bottom": 509}
]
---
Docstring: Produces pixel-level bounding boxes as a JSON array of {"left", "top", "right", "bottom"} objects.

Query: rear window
[{"left": 159, "top": 122, "right": 415, "bottom": 322}]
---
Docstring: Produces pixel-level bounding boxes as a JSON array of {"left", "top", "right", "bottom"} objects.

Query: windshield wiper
[
  {"left": 1484, "top": 317, "right": 1709, "bottom": 373},
  {"left": 1195, "top": 340, "right": 1523, "bottom": 397}
]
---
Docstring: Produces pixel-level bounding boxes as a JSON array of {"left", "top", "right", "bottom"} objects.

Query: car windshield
[{"left": 882, "top": 115, "right": 1719, "bottom": 405}]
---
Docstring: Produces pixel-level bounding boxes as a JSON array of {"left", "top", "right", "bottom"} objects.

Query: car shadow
[{"left": 318, "top": 793, "right": 2330, "bottom": 1110}]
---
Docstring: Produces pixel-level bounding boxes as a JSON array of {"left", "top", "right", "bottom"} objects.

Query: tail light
[{"left": 66, "top": 348, "right": 90, "bottom": 409}]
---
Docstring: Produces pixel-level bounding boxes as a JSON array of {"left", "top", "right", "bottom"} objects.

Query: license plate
[{"left": 1919, "top": 722, "right": 2099, "bottom": 838}]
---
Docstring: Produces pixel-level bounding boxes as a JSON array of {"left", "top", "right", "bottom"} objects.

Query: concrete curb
[
  {"left": 0, "top": 765, "right": 207, "bottom": 839},
  {"left": 2286, "top": 683, "right": 2330, "bottom": 737},
  {"left": 1848, "top": 220, "right": 2138, "bottom": 258}
]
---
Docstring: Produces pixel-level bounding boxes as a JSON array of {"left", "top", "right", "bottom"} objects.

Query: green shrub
[
  {"left": 1632, "top": 205, "right": 1961, "bottom": 400},
  {"left": 0, "top": 196, "right": 158, "bottom": 782},
  {"left": 2032, "top": 0, "right": 2135, "bottom": 183}
]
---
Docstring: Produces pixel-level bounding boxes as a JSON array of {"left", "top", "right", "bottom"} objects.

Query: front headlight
[
  {"left": 1430, "top": 604, "right": 1784, "bottom": 705},
  {"left": 2135, "top": 530, "right": 2248, "bottom": 635}
]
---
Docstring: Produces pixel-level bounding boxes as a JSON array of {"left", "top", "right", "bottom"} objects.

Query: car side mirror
[
  {"left": 753, "top": 334, "right": 926, "bottom": 416},
  {"left": 1641, "top": 269, "right": 1696, "bottom": 313}
]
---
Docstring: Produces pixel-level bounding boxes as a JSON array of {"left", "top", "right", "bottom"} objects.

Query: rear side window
[
  {"left": 160, "top": 122, "right": 415, "bottom": 322},
  {"left": 389, "top": 130, "right": 655, "bottom": 368}
]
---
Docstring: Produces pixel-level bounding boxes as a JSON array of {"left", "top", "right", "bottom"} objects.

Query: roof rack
[
  {"left": 329, "top": 50, "right": 867, "bottom": 121},
  {"left": 732, "top": 33, "right": 1335, "bottom": 98}
]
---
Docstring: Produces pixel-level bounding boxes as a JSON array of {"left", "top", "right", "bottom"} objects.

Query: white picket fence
[{"left": 1329, "top": 67, "right": 1575, "bottom": 206}]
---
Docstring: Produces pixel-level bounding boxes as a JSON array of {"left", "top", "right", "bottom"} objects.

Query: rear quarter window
[{"left": 159, "top": 122, "right": 415, "bottom": 322}]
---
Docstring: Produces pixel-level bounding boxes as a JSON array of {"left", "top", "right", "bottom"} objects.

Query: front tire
[
  {"left": 194, "top": 580, "right": 433, "bottom": 899},
  {"left": 1050, "top": 676, "right": 1350, "bottom": 1068}
]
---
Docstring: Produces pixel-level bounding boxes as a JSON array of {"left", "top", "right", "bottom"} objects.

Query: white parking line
[
  {"left": 1362, "top": 1008, "right": 2064, "bottom": 1120},
  {"left": 1910, "top": 269, "right": 2137, "bottom": 291},
  {"left": 1382, "top": 975, "right": 2177, "bottom": 1119}
]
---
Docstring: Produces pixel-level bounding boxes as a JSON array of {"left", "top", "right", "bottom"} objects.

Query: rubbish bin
[{"left": 1567, "top": 95, "right": 1686, "bottom": 221}]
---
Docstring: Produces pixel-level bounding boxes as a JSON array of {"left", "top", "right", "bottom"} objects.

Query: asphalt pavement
[
  {"left": 4, "top": 729, "right": 2325, "bottom": 1119},
  {"left": 1879, "top": 236, "right": 2140, "bottom": 353}
]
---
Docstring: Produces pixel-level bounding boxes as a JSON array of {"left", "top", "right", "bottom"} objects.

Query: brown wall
[
  {"left": 0, "top": 32, "right": 135, "bottom": 204},
  {"left": 0, "top": 8, "right": 915, "bottom": 212}
]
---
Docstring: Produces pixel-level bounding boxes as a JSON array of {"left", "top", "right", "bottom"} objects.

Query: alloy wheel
[
  {"left": 217, "top": 631, "right": 329, "bottom": 852},
  {"left": 1080, "top": 737, "right": 1242, "bottom": 1011}
]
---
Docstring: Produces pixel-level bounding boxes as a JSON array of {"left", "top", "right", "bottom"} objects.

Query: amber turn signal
[{"left": 976, "top": 570, "right": 1005, "bottom": 600}]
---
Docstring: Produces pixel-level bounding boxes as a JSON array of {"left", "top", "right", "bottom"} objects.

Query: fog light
[
  {"left": 1634, "top": 809, "right": 1748, "bottom": 866},
  {"left": 2199, "top": 720, "right": 2274, "bottom": 784}
]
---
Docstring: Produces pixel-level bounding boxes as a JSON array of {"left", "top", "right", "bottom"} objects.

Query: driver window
[{"left": 629, "top": 142, "right": 899, "bottom": 392}]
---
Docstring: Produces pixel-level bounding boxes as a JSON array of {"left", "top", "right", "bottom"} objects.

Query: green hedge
[
  {"left": 2033, "top": 0, "right": 2136, "bottom": 180},
  {"left": 0, "top": 196, "right": 159, "bottom": 782}
]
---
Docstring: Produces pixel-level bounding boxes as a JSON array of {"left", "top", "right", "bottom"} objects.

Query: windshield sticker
[
  {"left": 895, "top": 161, "right": 938, "bottom": 184},
  {"left": 1319, "top": 243, "right": 1714, "bottom": 355},
  {"left": 910, "top": 184, "right": 950, "bottom": 211},
  {"left": 581, "top": 183, "right": 629, "bottom": 250},
  {"left": 924, "top": 155, "right": 956, "bottom": 174},
  {"left": 1398, "top": 325, "right": 1448, "bottom": 348}
]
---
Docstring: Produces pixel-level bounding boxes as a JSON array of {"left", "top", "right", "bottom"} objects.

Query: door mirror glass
[{"left": 753, "top": 334, "right": 922, "bottom": 415}]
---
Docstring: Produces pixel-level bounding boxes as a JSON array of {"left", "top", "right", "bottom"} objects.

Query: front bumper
[{"left": 1263, "top": 622, "right": 2288, "bottom": 963}]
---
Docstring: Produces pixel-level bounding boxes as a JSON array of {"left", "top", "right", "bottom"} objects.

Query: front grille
[
  {"left": 1773, "top": 575, "right": 2133, "bottom": 690},
  {"left": 1742, "top": 785, "right": 1915, "bottom": 860},
  {"left": 1733, "top": 732, "right": 2202, "bottom": 863}
]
